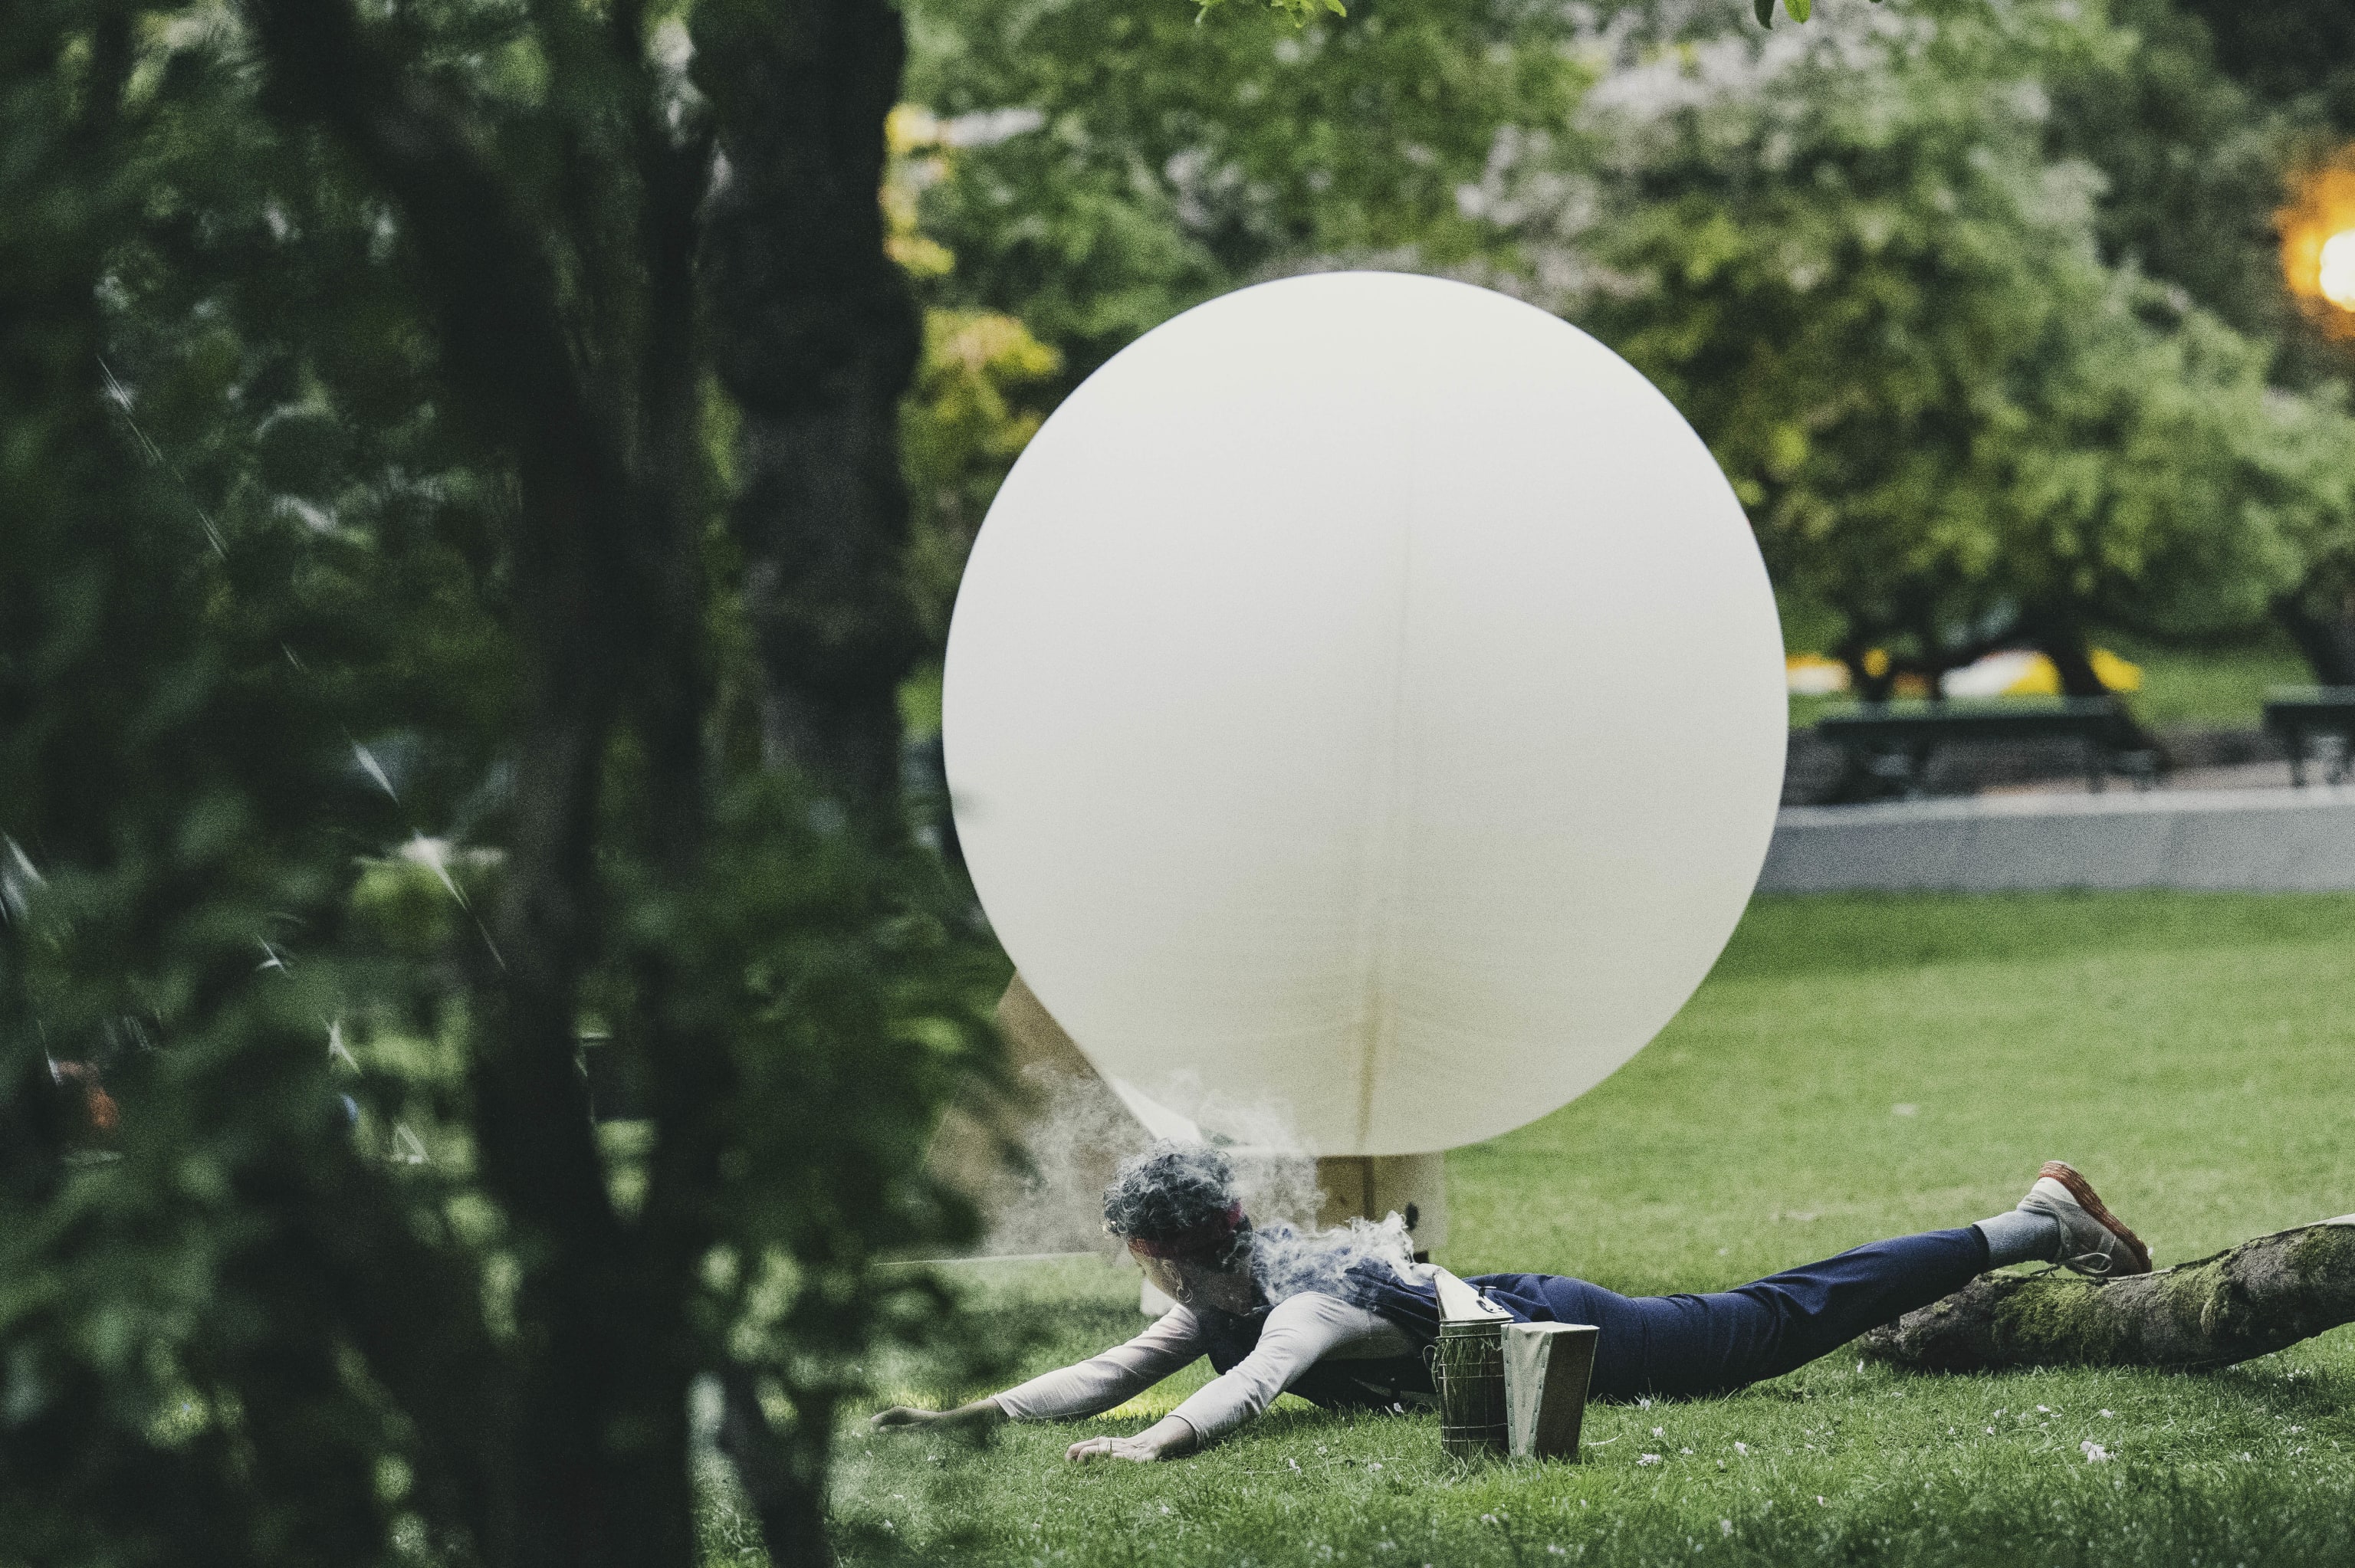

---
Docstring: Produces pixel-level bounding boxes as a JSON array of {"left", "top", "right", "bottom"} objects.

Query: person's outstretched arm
[
  {"left": 871, "top": 1302, "right": 1210, "bottom": 1446},
  {"left": 1064, "top": 1291, "right": 1404, "bottom": 1462}
]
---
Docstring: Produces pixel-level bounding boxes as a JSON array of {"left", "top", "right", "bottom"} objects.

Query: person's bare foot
[{"left": 2017, "top": 1162, "right": 2152, "bottom": 1277}]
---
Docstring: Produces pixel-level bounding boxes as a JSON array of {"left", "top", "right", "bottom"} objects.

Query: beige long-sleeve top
[{"left": 989, "top": 1290, "right": 1417, "bottom": 1445}]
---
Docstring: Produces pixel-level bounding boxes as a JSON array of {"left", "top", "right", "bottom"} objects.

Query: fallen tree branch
[{"left": 1862, "top": 1219, "right": 2355, "bottom": 1373}]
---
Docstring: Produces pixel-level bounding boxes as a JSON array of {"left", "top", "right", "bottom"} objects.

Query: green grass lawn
[
  {"left": 794, "top": 894, "right": 2355, "bottom": 1567},
  {"left": 2098, "top": 637, "right": 2313, "bottom": 733}
]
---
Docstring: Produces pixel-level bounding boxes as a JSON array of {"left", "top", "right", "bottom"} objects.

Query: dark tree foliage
[
  {"left": 2156, "top": 0, "right": 2355, "bottom": 681},
  {"left": 1538, "top": 0, "right": 2355, "bottom": 700},
  {"left": 2173, "top": 0, "right": 2355, "bottom": 133},
  {"left": 0, "top": 2, "right": 1003, "bottom": 1565},
  {"left": 2045, "top": 0, "right": 2291, "bottom": 345}
]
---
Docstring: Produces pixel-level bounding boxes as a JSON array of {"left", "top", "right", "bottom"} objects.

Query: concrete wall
[{"left": 1758, "top": 786, "right": 2355, "bottom": 894}]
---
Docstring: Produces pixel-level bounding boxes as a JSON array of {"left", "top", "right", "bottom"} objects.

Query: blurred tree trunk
[
  {"left": 2021, "top": 606, "right": 2111, "bottom": 698},
  {"left": 1836, "top": 630, "right": 1898, "bottom": 704},
  {"left": 2275, "top": 592, "right": 2355, "bottom": 687},
  {"left": 241, "top": 0, "right": 930, "bottom": 1561},
  {"left": 0, "top": 0, "right": 134, "bottom": 1206},
  {"left": 240, "top": 4, "right": 724, "bottom": 1565},
  {"left": 688, "top": 0, "right": 929, "bottom": 1552},
  {"left": 1861, "top": 1220, "right": 2355, "bottom": 1373},
  {"left": 696, "top": 0, "right": 926, "bottom": 809}
]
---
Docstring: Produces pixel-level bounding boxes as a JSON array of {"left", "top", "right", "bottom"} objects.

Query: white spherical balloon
[{"left": 944, "top": 273, "right": 1785, "bottom": 1156}]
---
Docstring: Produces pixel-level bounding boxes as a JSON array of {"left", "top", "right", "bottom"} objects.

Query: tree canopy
[
  {"left": 908, "top": 0, "right": 2355, "bottom": 692},
  {"left": 1541, "top": 0, "right": 2355, "bottom": 693}
]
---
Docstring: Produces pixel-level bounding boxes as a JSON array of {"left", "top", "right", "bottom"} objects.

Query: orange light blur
[{"left": 2280, "top": 161, "right": 2355, "bottom": 333}]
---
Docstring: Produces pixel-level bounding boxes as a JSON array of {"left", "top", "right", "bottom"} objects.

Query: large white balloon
[{"left": 944, "top": 273, "right": 1785, "bottom": 1156}]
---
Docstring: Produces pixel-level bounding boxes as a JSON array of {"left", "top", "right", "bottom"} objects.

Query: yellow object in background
[
  {"left": 1938, "top": 647, "right": 2142, "bottom": 697},
  {"left": 1785, "top": 654, "right": 1850, "bottom": 695},
  {"left": 1785, "top": 648, "right": 2143, "bottom": 696},
  {"left": 2088, "top": 648, "right": 2143, "bottom": 692}
]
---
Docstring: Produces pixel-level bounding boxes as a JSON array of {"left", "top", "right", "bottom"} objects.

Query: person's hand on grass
[
  {"left": 870, "top": 1399, "right": 1007, "bottom": 1434},
  {"left": 1063, "top": 1433, "right": 1161, "bottom": 1464},
  {"left": 1066, "top": 1415, "right": 1194, "bottom": 1464}
]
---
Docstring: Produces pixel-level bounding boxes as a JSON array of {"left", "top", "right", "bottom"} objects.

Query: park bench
[
  {"left": 1815, "top": 697, "right": 2159, "bottom": 800},
  {"left": 2261, "top": 687, "right": 2355, "bottom": 787}
]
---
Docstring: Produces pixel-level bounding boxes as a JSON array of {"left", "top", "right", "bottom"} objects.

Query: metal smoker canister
[{"left": 1428, "top": 1319, "right": 1508, "bottom": 1459}]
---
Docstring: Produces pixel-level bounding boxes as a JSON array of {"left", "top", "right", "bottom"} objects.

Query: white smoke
[
  {"left": 971, "top": 1067, "right": 1420, "bottom": 1310},
  {"left": 974, "top": 1066, "right": 1145, "bottom": 1256},
  {"left": 1250, "top": 1212, "right": 1418, "bottom": 1308}
]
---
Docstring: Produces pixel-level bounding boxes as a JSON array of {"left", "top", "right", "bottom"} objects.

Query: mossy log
[{"left": 1861, "top": 1219, "right": 2355, "bottom": 1373}]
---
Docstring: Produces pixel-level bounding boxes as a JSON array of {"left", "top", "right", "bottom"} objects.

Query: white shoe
[{"left": 2016, "top": 1162, "right": 2152, "bottom": 1277}]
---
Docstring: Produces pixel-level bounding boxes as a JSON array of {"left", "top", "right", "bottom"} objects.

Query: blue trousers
[{"left": 1464, "top": 1227, "right": 1990, "bottom": 1400}]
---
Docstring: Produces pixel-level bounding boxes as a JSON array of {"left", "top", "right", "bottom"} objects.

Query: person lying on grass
[{"left": 871, "top": 1141, "right": 2155, "bottom": 1463}]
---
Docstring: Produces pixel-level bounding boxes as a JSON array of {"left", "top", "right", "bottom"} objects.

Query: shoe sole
[{"left": 2041, "top": 1161, "right": 2153, "bottom": 1274}]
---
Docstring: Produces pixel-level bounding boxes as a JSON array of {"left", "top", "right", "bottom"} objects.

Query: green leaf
[
  {"left": 1210, "top": 0, "right": 1345, "bottom": 20},
  {"left": 1787, "top": 0, "right": 1811, "bottom": 18},
  {"left": 1753, "top": 0, "right": 1775, "bottom": 26}
]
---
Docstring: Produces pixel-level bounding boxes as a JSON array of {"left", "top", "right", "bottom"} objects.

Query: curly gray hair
[{"left": 1101, "top": 1141, "right": 1253, "bottom": 1268}]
